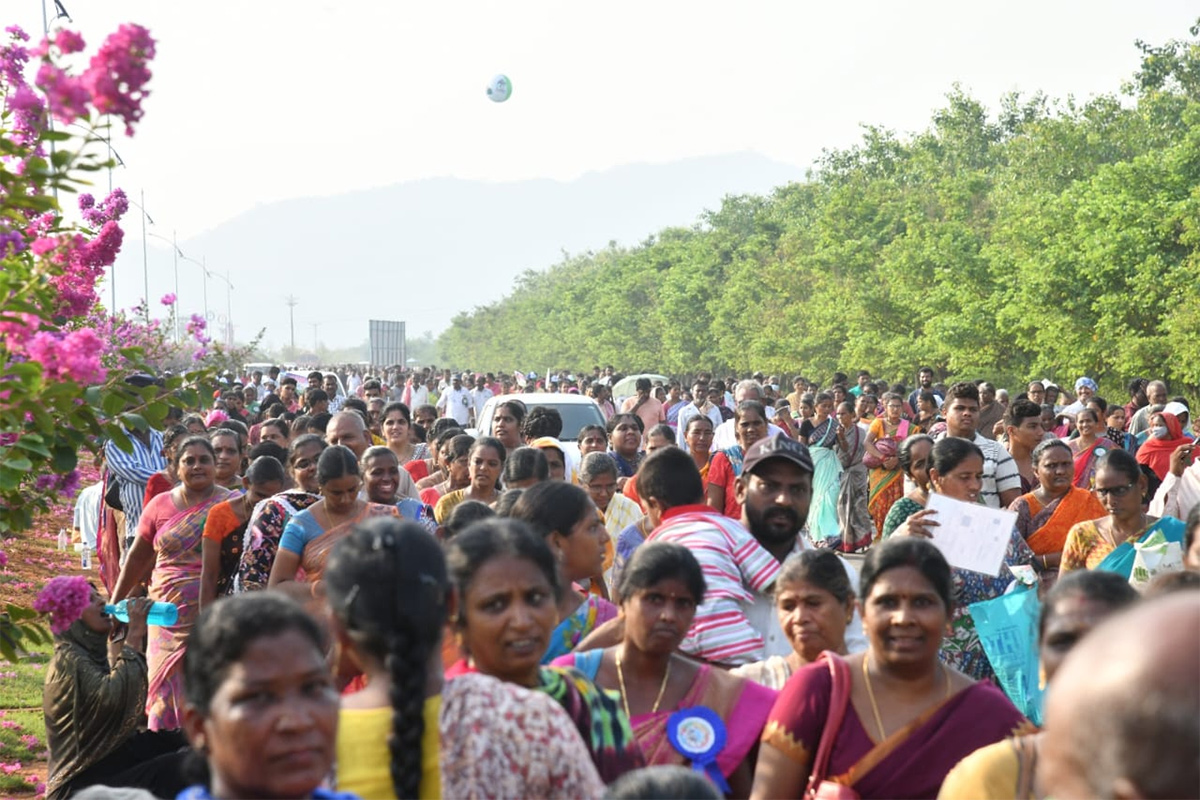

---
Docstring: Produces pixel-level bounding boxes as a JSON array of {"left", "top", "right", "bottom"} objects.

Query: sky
[{"left": 9, "top": 1, "right": 1197, "bottom": 348}]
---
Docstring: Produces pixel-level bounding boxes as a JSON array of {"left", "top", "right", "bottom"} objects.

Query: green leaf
[
  {"left": 122, "top": 412, "right": 148, "bottom": 432},
  {"left": 14, "top": 436, "right": 51, "bottom": 458},
  {"left": 50, "top": 445, "right": 77, "bottom": 473},
  {"left": 2, "top": 455, "right": 32, "bottom": 472},
  {"left": 5, "top": 604, "right": 38, "bottom": 622},
  {"left": 102, "top": 391, "right": 128, "bottom": 417}
]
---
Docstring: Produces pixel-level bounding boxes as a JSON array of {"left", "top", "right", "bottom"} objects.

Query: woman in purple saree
[{"left": 751, "top": 538, "right": 1027, "bottom": 800}]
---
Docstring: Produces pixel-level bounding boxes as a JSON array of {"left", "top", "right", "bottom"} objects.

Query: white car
[{"left": 471, "top": 393, "right": 606, "bottom": 463}]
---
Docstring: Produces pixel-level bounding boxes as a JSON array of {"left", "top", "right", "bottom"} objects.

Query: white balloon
[{"left": 486, "top": 74, "right": 512, "bottom": 103}]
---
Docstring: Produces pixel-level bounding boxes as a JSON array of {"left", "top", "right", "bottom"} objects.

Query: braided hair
[{"left": 324, "top": 518, "right": 450, "bottom": 799}]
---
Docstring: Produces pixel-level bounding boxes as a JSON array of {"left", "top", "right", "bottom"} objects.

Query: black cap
[{"left": 742, "top": 432, "right": 814, "bottom": 475}]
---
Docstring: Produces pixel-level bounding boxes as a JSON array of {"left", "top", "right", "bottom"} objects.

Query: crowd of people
[{"left": 43, "top": 363, "right": 1199, "bottom": 799}]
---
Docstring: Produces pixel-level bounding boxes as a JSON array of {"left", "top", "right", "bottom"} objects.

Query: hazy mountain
[{"left": 120, "top": 152, "right": 806, "bottom": 350}]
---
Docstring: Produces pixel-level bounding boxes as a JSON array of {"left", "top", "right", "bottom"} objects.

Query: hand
[
  {"left": 892, "top": 508, "right": 939, "bottom": 539},
  {"left": 883, "top": 456, "right": 899, "bottom": 470},
  {"left": 124, "top": 597, "right": 153, "bottom": 635},
  {"left": 1169, "top": 443, "right": 1194, "bottom": 478}
]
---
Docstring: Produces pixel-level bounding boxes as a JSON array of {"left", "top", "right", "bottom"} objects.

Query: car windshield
[{"left": 491, "top": 400, "right": 603, "bottom": 442}]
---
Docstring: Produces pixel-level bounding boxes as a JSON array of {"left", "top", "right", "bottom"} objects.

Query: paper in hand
[{"left": 924, "top": 493, "right": 1015, "bottom": 577}]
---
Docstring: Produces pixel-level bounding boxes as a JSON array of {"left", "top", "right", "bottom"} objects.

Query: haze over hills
[{"left": 114, "top": 152, "right": 806, "bottom": 351}]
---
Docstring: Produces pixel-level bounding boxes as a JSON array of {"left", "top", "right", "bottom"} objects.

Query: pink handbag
[{"left": 805, "top": 653, "right": 861, "bottom": 800}]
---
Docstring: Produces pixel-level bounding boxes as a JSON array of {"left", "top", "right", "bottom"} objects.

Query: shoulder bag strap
[{"left": 805, "top": 652, "right": 852, "bottom": 795}]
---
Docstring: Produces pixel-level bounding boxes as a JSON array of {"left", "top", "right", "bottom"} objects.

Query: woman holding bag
[{"left": 751, "top": 538, "right": 1027, "bottom": 800}]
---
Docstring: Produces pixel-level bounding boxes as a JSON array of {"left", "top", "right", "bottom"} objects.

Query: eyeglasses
[{"left": 1094, "top": 483, "right": 1136, "bottom": 498}]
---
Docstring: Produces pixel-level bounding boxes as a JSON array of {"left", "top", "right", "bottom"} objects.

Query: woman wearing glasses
[{"left": 1060, "top": 448, "right": 1186, "bottom": 577}]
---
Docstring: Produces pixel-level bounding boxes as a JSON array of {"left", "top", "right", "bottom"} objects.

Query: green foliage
[{"left": 439, "top": 24, "right": 1200, "bottom": 397}]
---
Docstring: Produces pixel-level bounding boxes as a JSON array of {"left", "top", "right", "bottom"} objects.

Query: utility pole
[
  {"left": 285, "top": 295, "right": 298, "bottom": 354},
  {"left": 311, "top": 322, "right": 321, "bottom": 353}
]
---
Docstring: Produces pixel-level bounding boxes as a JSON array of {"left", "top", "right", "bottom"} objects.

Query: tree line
[{"left": 439, "top": 24, "right": 1200, "bottom": 398}]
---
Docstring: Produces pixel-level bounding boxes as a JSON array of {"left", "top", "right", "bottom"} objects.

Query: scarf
[{"left": 1135, "top": 412, "right": 1189, "bottom": 480}]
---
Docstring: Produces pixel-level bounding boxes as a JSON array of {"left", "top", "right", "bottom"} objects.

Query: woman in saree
[
  {"left": 235, "top": 434, "right": 325, "bottom": 592},
  {"left": 831, "top": 401, "right": 874, "bottom": 553},
  {"left": 445, "top": 518, "right": 644, "bottom": 783},
  {"left": 1067, "top": 407, "right": 1115, "bottom": 489},
  {"left": 360, "top": 445, "right": 437, "bottom": 534},
  {"left": 865, "top": 393, "right": 912, "bottom": 539},
  {"left": 751, "top": 538, "right": 1027, "bottom": 800},
  {"left": 1008, "top": 440, "right": 1107, "bottom": 580},
  {"left": 1061, "top": 447, "right": 1186, "bottom": 577},
  {"left": 705, "top": 400, "right": 769, "bottom": 520},
  {"left": 268, "top": 444, "right": 399, "bottom": 588},
  {"left": 111, "top": 435, "right": 231, "bottom": 730},
  {"left": 556, "top": 542, "right": 775, "bottom": 797},
  {"left": 938, "top": 570, "right": 1138, "bottom": 800},
  {"left": 887, "top": 438, "right": 1036, "bottom": 681},
  {"left": 209, "top": 428, "right": 245, "bottom": 491},
  {"left": 881, "top": 435, "right": 934, "bottom": 538},
  {"left": 507, "top": 480, "right": 617, "bottom": 662},
  {"left": 433, "top": 436, "right": 506, "bottom": 523},
  {"left": 805, "top": 392, "right": 844, "bottom": 548}
]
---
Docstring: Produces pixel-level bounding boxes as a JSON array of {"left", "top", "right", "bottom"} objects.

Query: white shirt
[
  {"left": 713, "top": 419, "right": 786, "bottom": 451},
  {"left": 437, "top": 386, "right": 472, "bottom": 425},
  {"left": 73, "top": 482, "right": 103, "bottom": 550},
  {"left": 470, "top": 387, "right": 494, "bottom": 423},
  {"left": 409, "top": 384, "right": 429, "bottom": 408},
  {"left": 1149, "top": 460, "right": 1200, "bottom": 521},
  {"left": 744, "top": 539, "right": 868, "bottom": 658}
]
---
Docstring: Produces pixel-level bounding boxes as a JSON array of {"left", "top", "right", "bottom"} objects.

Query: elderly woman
[{"left": 1068, "top": 408, "right": 1116, "bottom": 489}]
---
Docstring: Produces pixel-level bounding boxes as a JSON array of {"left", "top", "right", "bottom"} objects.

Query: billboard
[{"left": 369, "top": 319, "right": 406, "bottom": 367}]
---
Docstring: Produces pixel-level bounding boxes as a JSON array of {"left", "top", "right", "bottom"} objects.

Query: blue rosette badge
[{"left": 667, "top": 706, "right": 730, "bottom": 793}]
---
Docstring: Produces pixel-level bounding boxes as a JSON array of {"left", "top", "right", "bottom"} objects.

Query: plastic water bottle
[
  {"left": 57, "top": 528, "right": 67, "bottom": 551},
  {"left": 104, "top": 600, "right": 179, "bottom": 626},
  {"left": 80, "top": 547, "right": 91, "bottom": 570}
]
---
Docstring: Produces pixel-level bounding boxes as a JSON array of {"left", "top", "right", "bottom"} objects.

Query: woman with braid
[{"left": 325, "top": 517, "right": 604, "bottom": 799}]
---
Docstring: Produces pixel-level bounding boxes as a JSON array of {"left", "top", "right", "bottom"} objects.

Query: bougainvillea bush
[{"left": 1, "top": 21, "right": 244, "bottom": 659}]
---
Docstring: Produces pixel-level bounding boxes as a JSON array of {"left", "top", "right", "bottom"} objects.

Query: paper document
[{"left": 924, "top": 493, "right": 1015, "bottom": 577}]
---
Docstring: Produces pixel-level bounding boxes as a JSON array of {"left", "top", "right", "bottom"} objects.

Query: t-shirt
[
  {"left": 72, "top": 483, "right": 103, "bottom": 550},
  {"left": 647, "top": 505, "right": 780, "bottom": 665},
  {"left": 705, "top": 451, "right": 743, "bottom": 519},
  {"left": 336, "top": 696, "right": 441, "bottom": 800}
]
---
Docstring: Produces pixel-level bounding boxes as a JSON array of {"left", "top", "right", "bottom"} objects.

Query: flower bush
[{"left": 1, "top": 21, "right": 257, "bottom": 661}]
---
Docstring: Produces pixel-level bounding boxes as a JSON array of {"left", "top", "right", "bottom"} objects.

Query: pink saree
[{"left": 146, "top": 494, "right": 223, "bottom": 730}]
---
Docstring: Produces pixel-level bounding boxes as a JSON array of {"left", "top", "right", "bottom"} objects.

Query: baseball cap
[{"left": 742, "top": 432, "right": 814, "bottom": 475}]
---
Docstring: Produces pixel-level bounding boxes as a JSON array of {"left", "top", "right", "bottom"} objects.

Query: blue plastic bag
[{"left": 968, "top": 583, "right": 1043, "bottom": 725}]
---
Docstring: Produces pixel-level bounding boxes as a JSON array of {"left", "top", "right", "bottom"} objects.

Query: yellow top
[
  {"left": 938, "top": 736, "right": 1034, "bottom": 800},
  {"left": 336, "top": 695, "right": 441, "bottom": 800}
]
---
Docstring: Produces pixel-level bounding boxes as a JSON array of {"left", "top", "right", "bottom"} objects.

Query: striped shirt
[
  {"left": 648, "top": 505, "right": 780, "bottom": 665},
  {"left": 104, "top": 429, "right": 166, "bottom": 533},
  {"left": 933, "top": 431, "right": 1021, "bottom": 508}
]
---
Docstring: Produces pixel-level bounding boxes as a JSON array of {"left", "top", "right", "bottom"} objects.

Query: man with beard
[
  {"left": 907, "top": 366, "right": 942, "bottom": 416},
  {"left": 734, "top": 433, "right": 866, "bottom": 656}
]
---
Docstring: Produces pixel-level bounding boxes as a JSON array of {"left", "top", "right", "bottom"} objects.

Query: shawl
[
  {"left": 1135, "top": 412, "right": 1189, "bottom": 480},
  {"left": 45, "top": 622, "right": 148, "bottom": 799},
  {"left": 1020, "top": 487, "right": 1107, "bottom": 556}
]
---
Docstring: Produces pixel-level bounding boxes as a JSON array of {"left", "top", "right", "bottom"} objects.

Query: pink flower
[
  {"left": 0, "top": 761, "right": 22, "bottom": 775},
  {"left": 19, "top": 734, "right": 39, "bottom": 749},
  {"left": 0, "top": 549, "right": 7, "bottom": 569},
  {"left": 35, "top": 62, "right": 90, "bottom": 126},
  {"left": 33, "top": 575, "right": 91, "bottom": 634},
  {"left": 161, "top": 293, "right": 177, "bottom": 306},
  {"left": 81, "top": 24, "right": 155, "bottom": 136},
  {"left": 54, "top": 29, "right": 85, "bottom": 55}
]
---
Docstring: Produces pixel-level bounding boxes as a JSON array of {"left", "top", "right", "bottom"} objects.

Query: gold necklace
[
  {"left": 861, "top": 656, "right": 951, "bottom": 742},
  {"left": 615, "top": 651, "right": 671, "bottom": 719}
]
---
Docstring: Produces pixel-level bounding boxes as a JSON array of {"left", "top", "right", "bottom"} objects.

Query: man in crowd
[
  {"left": 976, "top": 381, "right": 1005, "bottom": 440},
  {"left": 1041, "top": 594, "right": 1198, "bottom": 800},
  {"left": 639, "top": 447, "right": 780, "bottom": 665},
  {"left": 325, "top": 411, "right": 419, "bottom": 499},
  {"left": 1130, "top": 379, "right": 1168, "bottom": 435},
  {"left": 936, "top": 381, "right": 1022, "bottom": 508},
  {"left": 436, "top": 373, "right": 472, "bottom": 426},
  {"left": 322, "top": 373, "right": 342, "bottom": 413},
  {"left": 278, "top": 376, "right": 300, "bottom": 412},
  {"left": 734, "top": 433, "right": 867, "bottom": 655},
  {"left": 470, "top": 374, "right": 494, "bottom": 426},
  {"left": 907, "top": 366, "right": 942, "bottom": 416}
]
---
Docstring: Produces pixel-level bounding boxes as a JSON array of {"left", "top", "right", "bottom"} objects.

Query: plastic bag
[
  {"left": 1129, "top": 530, "right": 1184, "bottom": 591},
  {"left": 969, "top": 583, "right": 1043, "bottom": 725}
]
